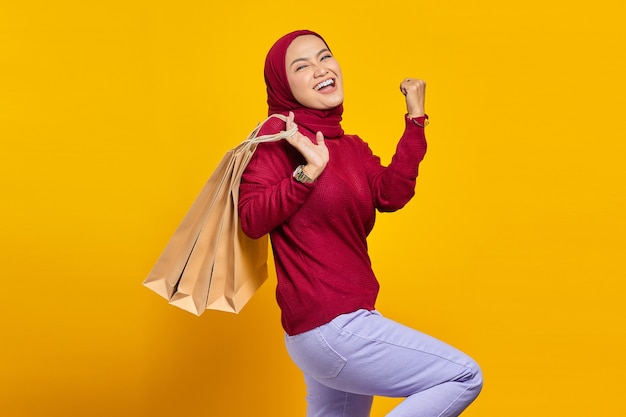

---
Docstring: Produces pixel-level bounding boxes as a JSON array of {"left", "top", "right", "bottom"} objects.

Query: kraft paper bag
[
  {"left": 143, "top": 114, "right": 295, "bottom": 315},
  {"left": 206, "top": 141, "right": 268, "bottom": 312}
]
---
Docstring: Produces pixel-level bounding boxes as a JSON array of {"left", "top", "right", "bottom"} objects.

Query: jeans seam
[
  {"left": 314, "top": 328, "right": 347, "bottom": 379},
  {"left": 327, "top": 318, "right": 473, "bottom": 372}
]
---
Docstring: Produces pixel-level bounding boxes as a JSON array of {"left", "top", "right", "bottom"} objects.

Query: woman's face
[{"left": 285, "top": 35, "right": 344, "bottom": 110}]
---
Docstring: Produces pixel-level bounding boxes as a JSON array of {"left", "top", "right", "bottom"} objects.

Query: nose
[{"left": 314, "top": 66, "right": 328, "bottom": 77}]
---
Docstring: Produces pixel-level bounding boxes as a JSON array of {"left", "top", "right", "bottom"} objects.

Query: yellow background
[{"left": 1, "top": 0, "right": 625, "bottom": 416}]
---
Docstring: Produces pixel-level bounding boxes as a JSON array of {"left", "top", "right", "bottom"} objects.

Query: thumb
[{"left": 315, "top": 131, "right": 325, "bottom": 146}]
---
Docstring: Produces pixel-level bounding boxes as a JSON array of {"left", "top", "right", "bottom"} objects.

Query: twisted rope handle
[{"left": 244, "top": 114, "right": 297, "bottom": 145}]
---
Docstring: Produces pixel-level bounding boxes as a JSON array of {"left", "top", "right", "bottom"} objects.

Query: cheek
[
  {"left": 286, "top": 74, "right": 296, "bottom": 93},
  {"left": 331, "top": 63, "right": 343, "bottom": 79},
  {"left": 287, "top": 75, "right": 309, "bottom": 98}
]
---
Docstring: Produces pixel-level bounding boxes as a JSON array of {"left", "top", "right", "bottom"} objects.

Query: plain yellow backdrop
[{"left": 1, "top": 0, "right": 625, "bottom": 416}]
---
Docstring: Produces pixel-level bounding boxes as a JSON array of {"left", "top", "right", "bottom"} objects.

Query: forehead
[{"left": 285, "top": 35, "right": 328, "bottom": 60}]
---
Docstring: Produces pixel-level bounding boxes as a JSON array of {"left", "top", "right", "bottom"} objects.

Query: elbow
[
  {"left": 397, "top": 190, "right": 416, "bottom": 209},
  {"left": 239, "top": 208, "right": 266, "bottom": 240},
  {"left": 239, "top": 201, "right": 270, "bottom": 239},
  {"left": 376, "top": 176, "right": 416, "bottom": 211},
  {"left": 240, "top": 221, "right": 266, "bottom": 240},
  {"left": 377, "top": 189, "right": 415, "bottom": 212}
]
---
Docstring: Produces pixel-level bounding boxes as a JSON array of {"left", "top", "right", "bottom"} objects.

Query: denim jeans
[{"left": 284, "top": 310, "right": 483, "bottom": 417}]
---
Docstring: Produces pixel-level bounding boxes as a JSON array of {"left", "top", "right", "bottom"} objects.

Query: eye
[
  {"left": 295, "top": 64, "right": 308, "bottom": 71},
  {"left": 320, "top": 54, "right": 333, "bottom": 61}
]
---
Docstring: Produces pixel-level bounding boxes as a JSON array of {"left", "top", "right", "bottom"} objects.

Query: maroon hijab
[{"left": 264, "top": 30, "right": 344, "bottom": 139}]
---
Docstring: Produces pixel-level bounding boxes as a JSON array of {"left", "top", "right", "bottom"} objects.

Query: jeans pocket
[{"left": 285, "top": 328, "right": 347, "bottom": 380}]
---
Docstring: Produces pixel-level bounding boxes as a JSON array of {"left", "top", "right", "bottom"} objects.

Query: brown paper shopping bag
[
  {"left": 205, "top": 141, "right": 269, "bottom": 312},
  {"left": 143, "top": 114, "right": 295, "bottom": 315},
  {"left": 168, "top": 141, "right": 248, "bottom": 314},
  {"left": 141, "top": 153, "right": 233, "bottom": 302}
]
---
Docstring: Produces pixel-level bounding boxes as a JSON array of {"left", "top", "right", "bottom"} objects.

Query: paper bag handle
[{"left": 244, "top": 114, "right": 298, "bottom": 145}]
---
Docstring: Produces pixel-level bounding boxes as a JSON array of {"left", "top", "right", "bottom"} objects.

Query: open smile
[{"left": 314, "top": 78, "right": 335, "bottom": 91}]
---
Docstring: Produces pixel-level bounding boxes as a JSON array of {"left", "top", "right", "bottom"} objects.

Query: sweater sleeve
[
  {"left": 365, "top": 116, "right": 428, "bottom": 212},
  {"left": 238, "top": 119, "right": 314, "bottom": 239}
]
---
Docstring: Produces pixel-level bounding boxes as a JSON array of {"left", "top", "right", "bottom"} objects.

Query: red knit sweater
[{"left": 239, "top": 116, "right": 427, "bottom": 335}]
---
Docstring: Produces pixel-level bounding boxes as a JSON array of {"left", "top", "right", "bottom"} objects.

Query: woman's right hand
[{"left": 284, "top": 111, "right": 329, "bottom": 181}]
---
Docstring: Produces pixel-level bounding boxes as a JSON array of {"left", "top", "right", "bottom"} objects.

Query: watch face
[{"left": 294, "top": 166, "right": 313, "bottom": 183}]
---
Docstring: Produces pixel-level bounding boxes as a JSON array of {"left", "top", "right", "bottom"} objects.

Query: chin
[{"left": 320, "top": 95, "right": 344, "bottom": 109}]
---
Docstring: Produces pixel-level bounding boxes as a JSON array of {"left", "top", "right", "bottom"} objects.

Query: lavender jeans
[{"left": 284, "top": 310, "right": 483, "bottom": 417}]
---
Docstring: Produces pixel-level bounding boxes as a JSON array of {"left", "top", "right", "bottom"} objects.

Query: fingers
[
  {"left": 400, "top": 78, "right": 426, "bottom": 95},
  {"left": 400, "top": 79, "right": 409, "bottom": 95},
  {"left": 284, "top": 112, "right": 301, "bottom": 147},
  {"left": 285, "top": 112, "right": 300, "bottom": 146},
  {"left": 284, "top": 111, "right": 327, "bottom": 155},
  {"left": 282, "top": 113, "right": 329, "bottom": 180},
  {"left": 286, "top": 111, "right": 295, "bottom": 131},
  {"left": 399, "top": 78, "right": 426, "bottom": 117}
]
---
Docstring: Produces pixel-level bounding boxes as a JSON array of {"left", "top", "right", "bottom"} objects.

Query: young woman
[{"left": 239, "top": 30, "right": 482, "bottom": 417}]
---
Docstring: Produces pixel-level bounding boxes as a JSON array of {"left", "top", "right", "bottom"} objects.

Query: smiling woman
[
  {"left": 237, "top": 30, "right": 482, "bottom": 417},
  {"left": 285, "top": 35, "right": 344, "bottom": 110}
]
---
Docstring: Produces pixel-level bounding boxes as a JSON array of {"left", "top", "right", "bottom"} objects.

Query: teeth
[{"left": 315, "top": 79, "right": 334, "bottom": 90}]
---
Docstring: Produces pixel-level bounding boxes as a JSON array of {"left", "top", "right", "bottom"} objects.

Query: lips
[{"left": 314, "top": 78, "right": 335, "bottom": 91}]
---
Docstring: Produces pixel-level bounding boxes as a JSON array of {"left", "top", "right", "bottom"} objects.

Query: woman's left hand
[{"left": 400, "top": 78, "right": 426, "bottom": 118}]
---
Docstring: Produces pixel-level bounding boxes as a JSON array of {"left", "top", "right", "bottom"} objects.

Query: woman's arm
[
  {"left": 238, "top": 139, "right": 314, "bottom": 239},
  {"left": 366, "top": 78, "right": 428, "bottom": 211},
  {"left": 363, "top": 119, "right": 427, "bottom": 212},
  {"left": 238, "top": 113, "right": 328, "bottom": 239}
]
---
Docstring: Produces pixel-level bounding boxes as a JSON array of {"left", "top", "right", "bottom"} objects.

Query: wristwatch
[{"left": 292, "top": 165, "right": 314, "bottom": 183}]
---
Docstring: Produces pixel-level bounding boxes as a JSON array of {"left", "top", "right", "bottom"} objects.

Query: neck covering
[{"left": 264, "top": 30, "right": 344, "bottom": 139}]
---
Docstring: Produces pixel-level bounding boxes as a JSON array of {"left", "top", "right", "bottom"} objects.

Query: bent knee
[{"left": 465, "top": 360, "right": 484, "bottom": 396}]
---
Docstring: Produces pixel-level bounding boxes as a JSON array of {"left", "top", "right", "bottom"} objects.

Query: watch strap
[{"left": 292, "top": 165, "right": 314, "bottom": 183}]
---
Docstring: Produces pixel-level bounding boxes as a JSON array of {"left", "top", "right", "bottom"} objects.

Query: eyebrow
[{"left": 289, "top": 48, "right": 331, "bottom": 67}]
